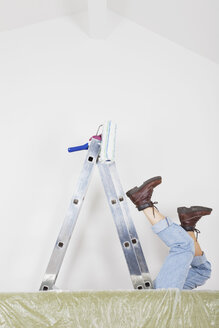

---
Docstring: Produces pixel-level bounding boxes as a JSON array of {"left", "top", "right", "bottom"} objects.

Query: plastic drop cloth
[{"left": 0, "top": 290, "right": 218, "bottom": 328}]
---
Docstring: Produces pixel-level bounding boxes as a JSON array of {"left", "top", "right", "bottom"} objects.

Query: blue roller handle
[{"left": 68, "top": 143, "right": 89, "bottom": 153}]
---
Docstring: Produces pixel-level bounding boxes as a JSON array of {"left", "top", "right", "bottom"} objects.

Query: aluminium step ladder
[{"left": 40, "top": 125, "right": 153, "bottom": 291}]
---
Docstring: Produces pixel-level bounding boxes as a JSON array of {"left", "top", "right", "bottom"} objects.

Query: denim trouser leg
[
  {"left": 183, "top": 253, "right": 212, "bottom": 289},
  {"left": 153, "top": 218, "right": 195, "bottom": 289}
]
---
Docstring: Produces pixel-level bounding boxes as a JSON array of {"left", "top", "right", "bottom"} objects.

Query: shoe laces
[
  {"left": 152, "top": 201, "right": 158, "bottom": 217},
  {"left": 194, "top": 228, "right": 200, "bottom": 240}
]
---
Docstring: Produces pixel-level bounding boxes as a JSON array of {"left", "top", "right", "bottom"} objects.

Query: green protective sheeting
[{"left": 0, "top": 290, "right": 218, "bottom": 328}]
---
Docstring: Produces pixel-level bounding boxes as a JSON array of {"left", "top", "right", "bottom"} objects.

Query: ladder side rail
[
  {"left": 109, "top": 162, "right": 153, "bottom": 288},
  {"left": 97, "top": 161, "right": 146, "bottom": 290},
  {"left": 40, "top": 138, "right": 101, "bottom": 291}
]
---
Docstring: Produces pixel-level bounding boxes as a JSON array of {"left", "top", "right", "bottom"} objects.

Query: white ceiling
[
  {"left": 109, "top": 0, "right": 219, "bottom": 63},
  {"left": 0, "top": 0, "right": 218, "bottom": 63},
  {"left": 0, "top": 0, "right": 87, "bottom": 31}
]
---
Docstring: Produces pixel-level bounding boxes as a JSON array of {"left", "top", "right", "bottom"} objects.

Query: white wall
[
  {"left": 0, "top": 0, "right": 87, "bottom": 31},
  {"left": 0, "top": 11, "right": 218, "bottom": 292},
  {"left": 108, "top": 0, "right": 219, "bottom": 63}
]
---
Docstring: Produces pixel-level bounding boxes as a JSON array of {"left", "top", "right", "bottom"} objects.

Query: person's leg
[
  {"left": 182, "top": 231, "right": 212, "bottom": 289},
  {"left": 126, "top": 176, "right": 195, "bottom": 289},
  {"left": 187, "top": 231, "right": 202, "bottom": 256},
  {"left": 143, "top": 207, "right": 195, "bottom": 289},
  {"left": 177, "top": 206, "right": 212, "bottom": 289}
]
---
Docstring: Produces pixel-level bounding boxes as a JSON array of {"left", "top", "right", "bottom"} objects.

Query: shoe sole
[
  {"left": 177, "top": 206, "right": 212, "bottom": 214},
  {"left": 126, "top": 176, "right": 162, "bottom": 197}
]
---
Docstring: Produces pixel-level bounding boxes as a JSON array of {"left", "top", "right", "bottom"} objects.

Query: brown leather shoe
[
  {"left": 177, "top": 206, "right": 212, "bottom": 238},
  {"left": 126, "top": 176, "right": 162, "bottom": 211}
]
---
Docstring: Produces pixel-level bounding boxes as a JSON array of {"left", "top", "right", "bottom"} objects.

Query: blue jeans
[{"left": 152, "top": 217, "right": 211, "bottom": 289}]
